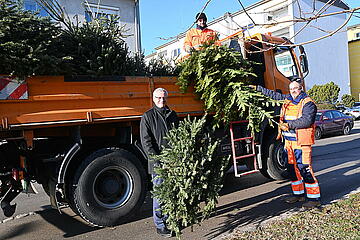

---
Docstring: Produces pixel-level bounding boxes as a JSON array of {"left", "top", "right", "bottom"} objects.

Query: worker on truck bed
[
  {"left": 255, "top": 81, "right": 321, "bottom": 209},
  {"left": 183, "top": 12, "right": 217, "bottom": 53},
  {"left": 140, "top": 88, "right": 179, "bottom": 237}
]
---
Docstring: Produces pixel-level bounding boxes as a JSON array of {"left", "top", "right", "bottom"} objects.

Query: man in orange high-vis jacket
[
  {"left": 255, "top": 81, "right": 321, "bottom": 209},
  {"left": 183, "top": 12, "right": 217, "bottom": 53}
]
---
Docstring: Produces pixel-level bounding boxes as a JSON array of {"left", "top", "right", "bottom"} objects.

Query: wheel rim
[
  {"left": 93, "top": 166, "right": 133, "bottom": 209},
  {"left": 275, "top": 143, "right": 286, "bottom": 169},
  {"left": 344, "top": 125, "right": 350, "bottom": 134},
  {"left": 315, "top": 129, "right": 321, "bottom": 139}
]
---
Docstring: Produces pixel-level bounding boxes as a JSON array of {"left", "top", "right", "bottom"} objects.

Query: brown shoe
[
  {"left": 302, "top": 201, "right": 321, "bottom": 209},
  {"left": 284, "top": 196, "right": 305, "bottom": 204}
]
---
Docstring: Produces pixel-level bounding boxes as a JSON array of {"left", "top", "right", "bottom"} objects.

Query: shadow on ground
[{"left": 204, "top": 146, "right": 360, "bottom": 239}]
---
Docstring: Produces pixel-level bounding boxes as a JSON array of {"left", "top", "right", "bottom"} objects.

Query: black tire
[
  {"left": 261, "top": 140, "right": 286, "bottom": 180},
  {"left": 71, "top": 148, "right": 147, "bottom": 227},
  {"left": 42, "top": 182, "right": 50, "bottom": 197},
  {"left": 343, "top": 123, "right": 351, "bottom": 135},
  {"left": 315, "top": 127, "right": 322, "bottom": 140}
]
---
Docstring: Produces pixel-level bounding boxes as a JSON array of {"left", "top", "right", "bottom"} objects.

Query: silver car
[{"left": 344, "top": 106, "right": 360, "bottom": 120}]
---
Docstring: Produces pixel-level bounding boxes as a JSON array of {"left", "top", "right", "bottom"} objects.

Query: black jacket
[{"left": 140, "top": 105, "right": 179, "bottom": 174}]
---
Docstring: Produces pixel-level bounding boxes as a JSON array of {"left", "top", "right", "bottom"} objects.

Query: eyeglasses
[{"left": 154, "top": 96, "right": 167, "bottom": 100}]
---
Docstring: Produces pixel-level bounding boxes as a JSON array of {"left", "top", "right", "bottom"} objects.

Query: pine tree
[{"left": 152, "top": 116, "right": 228, "bottom": 239}]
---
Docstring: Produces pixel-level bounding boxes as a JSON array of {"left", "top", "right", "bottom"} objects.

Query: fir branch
[{"left": 177, "top": 44, "right": 282, "bottom": 133}]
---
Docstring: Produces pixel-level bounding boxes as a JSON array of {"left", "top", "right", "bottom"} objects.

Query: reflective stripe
[
  {"left": 292, "top": 180, "right": 303, "bottom": 185},
  {"left": 293, "top": 190, "right": 305, "bottom": 195},
  {"left": 307, "top": 193, "right": 321, "bottom": 199},
  {"left": 305, "top": 183, "right": 319, "bottom": 188},
  {"left": 283, "top": 132, "right": 296, "bottom": 137},
  {"left": 284, "top": 136, "right": 297, "bottom": 141},
  {"left": 285, "top": 115, "right": 297, "bottom": 120}
]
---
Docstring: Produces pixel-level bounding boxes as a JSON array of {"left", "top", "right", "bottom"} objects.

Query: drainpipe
[{"left": 134, "top": 0, "right": 142, "bottom": 54}]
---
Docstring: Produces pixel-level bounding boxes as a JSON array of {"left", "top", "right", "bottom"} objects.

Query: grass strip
[{"left": 227, "top": 192, "right": 360, "bottom": 240}]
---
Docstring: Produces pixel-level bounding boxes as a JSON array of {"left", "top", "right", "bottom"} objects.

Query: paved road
[{"left": 1, "top": 121, "right": 360, "bottom": 240}]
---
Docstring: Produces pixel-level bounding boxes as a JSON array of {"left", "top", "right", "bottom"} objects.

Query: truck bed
[{"left": 0, "top": 76, "right": 203, "bottom": 130}]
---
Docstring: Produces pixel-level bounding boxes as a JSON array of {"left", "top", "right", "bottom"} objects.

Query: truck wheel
[
  {"left": 42, "top": 182, "right": 50, "bottom": 197},
  {"left": 262, "top": 140, "right": 286, "bottom": 180},
  {"left": 72, "top": 148, "right": 147, "bottom": 227}
]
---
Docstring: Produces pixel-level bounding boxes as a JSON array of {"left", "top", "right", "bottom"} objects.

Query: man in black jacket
[{"left": 140, "top": 88, "right": 178, "bottom": 237}]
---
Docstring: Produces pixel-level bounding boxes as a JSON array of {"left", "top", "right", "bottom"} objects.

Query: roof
[
  {"left": 317, "top": 0, "right": 349, "bottom": 10},
  {"left": 348, "top": 24, "right": 360, "bottom": 30}
]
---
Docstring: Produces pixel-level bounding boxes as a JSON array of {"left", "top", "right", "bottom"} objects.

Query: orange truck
[{"left": 0, "top": 33, "right": 309, "bottom": 226}]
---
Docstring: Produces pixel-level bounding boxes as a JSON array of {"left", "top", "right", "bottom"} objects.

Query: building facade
[
  {"left": 348, "top": 24, "right": 360, "bottom": 101},
  {"left": 23, "top": 0, "right": 141, "bottom": 53},
  {"left": 147, "top": 0, "right": 350, "bottom": 97}
]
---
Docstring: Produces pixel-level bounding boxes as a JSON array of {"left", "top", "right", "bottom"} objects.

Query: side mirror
[
  {"left": 299, "top": 46, "right": 309, "bottom": 78},
  {"left": 299, "top": 45, "right": 305, "bottom": 54},
  {"left": 322, "top": 116, "right": 329, "bottom": 120}
]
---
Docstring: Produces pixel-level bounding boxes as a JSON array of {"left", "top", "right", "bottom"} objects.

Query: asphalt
[{"left": 0, "top": 121, "right": 359, "bottom": 240}]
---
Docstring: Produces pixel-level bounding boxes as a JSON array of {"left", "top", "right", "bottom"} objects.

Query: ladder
[{"left": 229, "top": 120, "right": 261, "bottom": 177}]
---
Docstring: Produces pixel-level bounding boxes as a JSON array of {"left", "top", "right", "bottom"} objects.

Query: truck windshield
[{"left": 274, "top": 46, "right": 298, "bottom": 80}]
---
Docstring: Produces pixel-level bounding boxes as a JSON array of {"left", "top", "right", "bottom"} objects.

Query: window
[
  {"left": 158, "top": 50, "right": 167, "bottom": 58},
  {"left": 172, "top": 48, "right": 180, "bottom": 57},
  {"left": 323, "top": 111, "right": 333, "bottom": 119},
  {"left": 24, "top": 0, "right": 49, "bottom": 17},
  {"left": 355, "top": 32, "right": 360, "bottom": 40},
  {"left": 84, "top": 3, "right": 119, "bottom": 23},
  {"left": 265, "top": 6, "right": 288, "bottom": 22},
  {"left": 274, "top": 46, "right": 298, "bottom": 79},
  {"left": 332, "top": 111, "right": 342, "bottom": 118}
]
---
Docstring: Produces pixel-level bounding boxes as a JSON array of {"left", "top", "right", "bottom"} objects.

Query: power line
[{"left": 236, "top": 0, "right": 256, "bottom": 25}]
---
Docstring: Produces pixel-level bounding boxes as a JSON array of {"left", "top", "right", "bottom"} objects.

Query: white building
[
  {"left": 23, "top": 0, "right": 141, "bottom": 53},
  {"left": 147, "top": 0, "right": 350, "bottom": 96}
]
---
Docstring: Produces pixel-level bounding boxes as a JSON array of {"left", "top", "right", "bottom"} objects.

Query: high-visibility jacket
[
  {"left": 183, "top": 28, "right": 217, "bottom": 51},
  {"left": 279, "top": 97, "right": 315, "bottom": 146}
]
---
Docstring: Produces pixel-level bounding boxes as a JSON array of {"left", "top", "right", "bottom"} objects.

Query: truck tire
[
  {"left": 262, "top": 140, "right": 286, "bottom": 180},
  {"left": 71, "top": 148, "right": 147, "bottom": 227},
  {"left": 42, "top": 182, "right": 50, "bottom": 197}
]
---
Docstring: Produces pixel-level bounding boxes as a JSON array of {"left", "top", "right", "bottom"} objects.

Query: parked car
[
  {"left": 354, "top": 102, "right": 360, "bottom": 107},
  {"left": 315, "top": 110, "right": 354, "bottom": 140},
  {"left": 344, "top": 106, "right": 360, "bottom": 120},
  {"left": 335, "top": 105, "right": 346, "bottom": 112}
]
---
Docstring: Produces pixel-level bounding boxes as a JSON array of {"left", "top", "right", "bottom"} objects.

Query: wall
[
  {"left": 348, "top": 40, "right": 360, "bottom": 101},
  {"left": 293, "top": 0, "right": 350, "bottom": 98}
]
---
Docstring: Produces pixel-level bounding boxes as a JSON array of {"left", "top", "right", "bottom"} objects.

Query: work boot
[
  {"left": 284, "top": 195, "right": 305, "bottom": 204},
  {"left": 156, "top": 227, "right": 173, "bottom": 238},
  {"left": 302, "top": 201, "right": 321, "bottom": 209}
]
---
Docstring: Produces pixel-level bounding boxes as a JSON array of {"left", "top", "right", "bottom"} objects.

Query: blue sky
[{"left": 140, "top": 0, "right": 360, "bottom": 55}]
